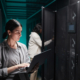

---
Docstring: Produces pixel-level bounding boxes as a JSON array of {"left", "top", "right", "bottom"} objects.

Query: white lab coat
[{"left": 28, "top": 32, "right": 52, "bottom": 58}]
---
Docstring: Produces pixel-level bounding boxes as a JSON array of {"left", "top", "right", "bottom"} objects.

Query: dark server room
[{"left": 0, "top": 0, "right": 80, "bottom": 80}]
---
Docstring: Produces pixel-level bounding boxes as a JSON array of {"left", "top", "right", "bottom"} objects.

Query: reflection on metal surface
[
  {"left": 77, "top": 1, "right": 80, "bottom": 3},
  {"left": 70, "top": 49, "right": 75, "bottom": 58},
  {"left": 70, "top": 37, "right": 76, "bottom": 80},
  {"left": 72, "top": 12, "right": 76, "bottom": 20},
  {"left": 72, "top": 60, "right": 75, "bottom": 69},
  {"left": 72, "top": 38, "right": 75, "bottom": 47}
]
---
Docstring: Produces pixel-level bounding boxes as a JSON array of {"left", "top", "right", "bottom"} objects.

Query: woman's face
[{"left": 8, "top": 26, "right": 22, "bottom": 42}]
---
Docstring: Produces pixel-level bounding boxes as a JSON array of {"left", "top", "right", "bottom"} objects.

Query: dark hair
[
  {"left": 32, "top": 23, "right": 42, "bottom": 34},
  {"left": 2, "top": 19, "right": 22, "bottom": 39}
]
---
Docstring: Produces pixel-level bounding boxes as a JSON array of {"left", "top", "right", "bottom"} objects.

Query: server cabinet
[
  {"left": 41, "top": 1, "right": 80, "bottom": 80},
  {"left": 56, "top": 1, "right": 80, "bottom": 80},
  {"left": 42, "top": 7, "right": 56, "bottom": 80},
  {"left": 55, "top": 6, "right": 68, "bottom": 80},
  {"left": 68, "top": 2, "right": 77, "bottom": 80},
  {"left": 67, "top": 1, "right": 80, "bottom": 80}
]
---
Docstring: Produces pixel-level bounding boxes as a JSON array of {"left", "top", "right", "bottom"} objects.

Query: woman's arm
[
  {"left": 44, "top": 39, "right": 52, "bottom": 46},
  {"left": 7, "top": 63, "right": 30, "bottom": 74},
  {"left": 7, "top": 65, "right": 18, "bottom": 74},
  {"left": 44, "top": 36, "right": 54, "bottom": 46},
  {"left": 33, "top": 36, "right": 53, "bottom": 47},
  {"left": 0, "top": 62, "right": 29, "bottom": 77},
  {"left": 32, "top": 33, "right": 54, "bottom": 47}
]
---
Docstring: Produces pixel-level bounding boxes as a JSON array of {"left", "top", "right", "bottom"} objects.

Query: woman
[
  {"left": 0, "top": 19, "right": 30, "bottom": 78},
  {"left": 28, "top": 23, "right": 54, "bottom": 80}
]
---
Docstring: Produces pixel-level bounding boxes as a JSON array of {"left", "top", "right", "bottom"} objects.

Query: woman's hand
[
  {"left": 52, "top": 36, "right": 54, "bottom": 40},
  {"left": 8, "top": 63, "right": 30, "bottom": 74},
  {"left": 17, "top": 63, "right": 30, "bottom": 69}
]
